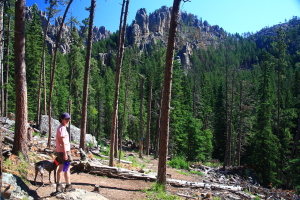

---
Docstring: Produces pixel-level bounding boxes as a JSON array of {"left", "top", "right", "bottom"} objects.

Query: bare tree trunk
[
  {"left": 114, "top": 114, "right": 118, "bottom": 158},
  {"left": 0, "top": 1, "right": 4, "bottom": 116},
  {"left": 80, "top": 0, "right": 95, "bottom": 149},
  {"left": 228, "top": 73, "right": 234, "bottom": 165},
  {"left": 119, "top": 74, "right": 130, "bottom": 162},
  {"left": 67, "top": 98, "right": 72, "bottom": 142},
  {"left": 36, "top": 3, "right": 54, "bottom": 126},
  {"left": 154, "top": 86, "right": 163, "bottom": 159},
  {"left": 0, "top": 128, "right": 2, "bottom": 197},
  {"left": 139, "top": 77, "right": 144, "bottom": 158},
  {"left": 47, "top": 0, "right": 73, "bottom": 147},
  {"left": 223, "top": 53, "right": 229, "bottom": 168},
  {"left": 12, "top": 0, "right": 28, "bottom": 159},
  {"left": 4, "top": 1, "right": 11, "bottom": 117},
  {"left": 157, "top": 0, "right": 181, "bottom": 186},
  {"left": 145, "top": 81, "right": 152, "bottom": 155},
  {"left": 237, "top": 81, "right": 243, "bottom": 166},
  {"left": 109, "top": 0, "right": 129, "bottom": 167}
]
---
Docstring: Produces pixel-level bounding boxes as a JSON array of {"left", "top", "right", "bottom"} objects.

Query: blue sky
[{"left": 26, "top": 0, "right": 300, "bottom": 34}]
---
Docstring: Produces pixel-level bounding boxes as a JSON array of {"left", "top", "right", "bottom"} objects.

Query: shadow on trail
[{"left": 72, "top": 182, "right": 143, "bottom": 192}]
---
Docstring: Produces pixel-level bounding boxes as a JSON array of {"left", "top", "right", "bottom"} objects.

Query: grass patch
[
  {"left": 167, "top": 156, "right": 189, "bottom": 170},
  {"left": 127, "top": 156, "right": 146, "bottom": 169},
  {"left": 175, "top": 170, "right": 204, "bottom": 176},
  {"left": 142, "top": 182, "right": 182, "bottom": 200},
  {"left": 3, "top": 153, "right": 30, "bottom": 183},
  {"left": 175, "top": 170, "right": 190, "bottom": 176},
  {"left": 190, "top": 171, "right": 204, "bottom": 176}
]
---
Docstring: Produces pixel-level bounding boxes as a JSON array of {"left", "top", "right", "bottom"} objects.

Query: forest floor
[{"left": 26, "top": 150, "right": 203, "bottom": 200}]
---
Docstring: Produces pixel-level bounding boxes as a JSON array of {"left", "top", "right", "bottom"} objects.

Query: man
[{"left": 55, "top": 113, "right": 75, "bottom": 193}]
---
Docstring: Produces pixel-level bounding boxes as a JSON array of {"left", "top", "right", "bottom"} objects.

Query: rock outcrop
[
  {"left": 25, "top": 4, "right": 227, "bottom": 69},
  {"left": 25, "top": 4, "right": 111, "bottom": 55}
]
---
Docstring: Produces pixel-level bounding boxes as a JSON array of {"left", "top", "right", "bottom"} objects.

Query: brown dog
[{"left": 34, "top": 160, "right": 57, "bottom": 186}]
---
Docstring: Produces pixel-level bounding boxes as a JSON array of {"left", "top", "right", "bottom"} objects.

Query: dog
[{"left": 34, "top": 160, "right": 57, "bottom": 186}]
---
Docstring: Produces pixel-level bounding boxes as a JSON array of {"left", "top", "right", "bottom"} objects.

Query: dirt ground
[{"left": 27, "top": 154, "right": 202, "bottom": 200}]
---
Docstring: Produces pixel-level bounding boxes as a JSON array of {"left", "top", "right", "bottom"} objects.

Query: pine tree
[
  {"left": 25, "top": 4, "right": 43, "bottom": 120},
  {"left": 250, "top": 51, "right": 279, "bottom": 187},
  {"left": 12, "top": 0, "right": 28, "bottom": 159}
]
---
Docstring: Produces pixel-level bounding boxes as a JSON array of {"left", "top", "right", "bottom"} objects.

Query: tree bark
[
  {"left": 237, "top": 81, "right": 243, "bottom": 166},
  {"left": 114, "top": 115, "right": 118, "bottom": 158},
  {"left": 80, "top": 0, "right": 96, "bottom": 149},
  {"left": 4, "top": 1, "right": 11, "bottom": 117},
  {"left": 12, "top": 0, "right": 28, "bottom": 159},
  {"left": 109, "top": 0, "right": 129, "bottom": 167},
  {"left": 0, "top": 1, "right": 3, "bottom": 116},
  {"left": 157, "top": 0, "right": 181, "bottom": 186},
  {"left": 145, "top": 81, "right": 152, "bottom": 155},
  {"left": 47, "top": 0, "right": 73, "bottom": 147},
  {"left": 36, "top": 1, "right": 56, "bottom": 126},
  {"left": 119, "top": 73, "right": 130, "bottom": 162},
  {"left": 139, "top": 76, "right": 144, "bottom": 158}
]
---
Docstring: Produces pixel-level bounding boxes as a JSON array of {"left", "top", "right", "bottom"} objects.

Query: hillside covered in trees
[{"left": 1, "top": 0, "right": 300, "bottom": 191}]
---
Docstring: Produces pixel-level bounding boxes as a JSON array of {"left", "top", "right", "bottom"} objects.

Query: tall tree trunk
[
  {"left": 154, "top": 86, "right": 163, "bottom": 159},
  {"left": 228, "top": 72, "right": 234, "bottom": 165},
  {"left": 43, "top": 56, "right": 47, "bottom": 115},
  {"left": 4, "top": 2, "right": 11, "bottom": 117},
  {"left": 109, "top": 0, "right": 129, "bottom": 167},
  {"left": 114, "top": 115, "right": 118, "bottom": 158},
  {"left": 145, "top": 81, "right": 152, "bottom": 155},
  {"left": 223, "top": 52, "right": 229, "bottom": 168},
  {"left": 157, "top": 0, "right": 181, "bottom": 186},
  {"left": 80, "top": 0, "right": 95, "bottom": 149},
  {"left": 67, "top": 98, "right": 72, "bottom": 142},
  {"left": 36, "top": 2, "right": 54, "bottom": 126},
  {"left": 119, "top": 74, "right": 130, "bottom": 162},
  {"left": 12, "top": 0, "right": 28, "bottom": 159},
  {"left": 237, "top": 81, "right": 243, "bottom": 166},
  {"left": 139, "top": 76, "right": 144, "bottom": 158},
  {"left": 0, "top": 1, "right": 4, "bottom": 116},
  {"left": 47, "top": 0, "right": 73, "bottom": 147}
]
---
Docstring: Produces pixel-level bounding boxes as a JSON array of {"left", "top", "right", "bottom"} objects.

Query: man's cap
[{"left": 60, "top": 113, "right": 71, "bottom": 119}]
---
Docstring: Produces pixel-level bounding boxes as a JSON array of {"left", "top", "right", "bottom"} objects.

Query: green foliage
[
  {"left": 190, "top": 171, "right": 204, "bottom": 176},
  {"left": 143, "top": 182, "right": 182, "bottom": 200},
  {"left": 5, "top": 9, "right": 300, "bottom": 190},
  {"left": 3, "top": 153, "right": 30, "bottom": 183},
  {"left": 25, "top": 3, "right": 44, "bottom": 120},
  {"left": 167, "top": 156, "right": 190, "bottom": 170}
]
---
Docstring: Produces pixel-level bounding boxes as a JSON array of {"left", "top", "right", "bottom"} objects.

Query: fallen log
[
  {"left": 167, "top": 179, "right": 243, "bottom": 191},
  {"left": 0, "top": 127, "right": 14, "bottom": 134},
  {"left": 87, "top": 162, "right": 156, "bottom": 181},
  {"left": 72, "top": 161, "right": 245, "bottom": 192},
  {"left": 4, "top": 136, "right": 14, "bottom": 144}
]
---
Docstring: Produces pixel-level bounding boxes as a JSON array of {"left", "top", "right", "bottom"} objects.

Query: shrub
[{"left": 167, "top": 156, "right": 190, "bottom": 170}]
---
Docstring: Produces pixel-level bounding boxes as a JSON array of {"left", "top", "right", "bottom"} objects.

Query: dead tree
[
  {"left": 36, "top": 0, "right": 59, "bottom": 126},
  {"left": 47, "top": 0, "right": 73, "bottom": 147},
  {"left": 109, "top": 0, "right": 130, "bottom": 167},
  {"left": 157, "top": 0, "right": 182, "bottom": 186},
  {"left": 139, "top": 76, "right": 145, "bottom": 158},
  {"left": 80, "top": 0, "right": 96, "bottom": 149},
  {"left": 145, "top": 81, "right": 153, "bottom": 155}
]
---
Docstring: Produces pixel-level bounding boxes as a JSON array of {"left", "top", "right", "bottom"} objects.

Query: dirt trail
[{"left": 28, "top": 154, "right": 200, "bottom": 200}]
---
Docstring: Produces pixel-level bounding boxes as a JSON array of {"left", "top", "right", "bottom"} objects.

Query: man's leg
[
  {"left": 56, "top": 164, "right": 64, "bottom": 192},
  {"left": 64, "top": 166, "right": 75, "bottom": 192}
]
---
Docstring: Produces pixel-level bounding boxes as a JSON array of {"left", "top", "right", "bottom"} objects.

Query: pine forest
[{"left": 2, "top": 0, "right": 300, "bottom": 192}]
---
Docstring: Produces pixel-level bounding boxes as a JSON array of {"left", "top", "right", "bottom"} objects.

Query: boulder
[{"left": 40, "top": 115, "right": 98, "bottom": 147}]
